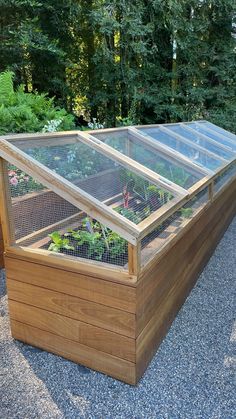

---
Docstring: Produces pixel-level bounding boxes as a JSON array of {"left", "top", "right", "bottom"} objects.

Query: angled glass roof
[
  {"left": 15, "top": 136, "right": 179, "bottom": 225},
  {"left": 165, "top": 124, "right": 235, "bottom": 160},
  {"left": 92, "top": 128, "right": 205, "bottom": 190},
  {"left": 0, "top": 120, "right": 235, "bottom": 244},
  {"left": 137, "top": 126, "right": 226, "bottom": 172},
  {"left": 186, "top": 121, "right": 236, "bottom": 151}
]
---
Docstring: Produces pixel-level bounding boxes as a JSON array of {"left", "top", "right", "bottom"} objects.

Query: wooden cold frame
[
  {"left": 0, "top": 123, "right": 235, "bottom": 385},
  {"left": 3, "top": 172, "right": 236, "bottom": 385}
]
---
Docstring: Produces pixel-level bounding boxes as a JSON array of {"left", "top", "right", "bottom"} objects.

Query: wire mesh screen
[
  {"left": 92, "top": 131, "right": 204, "bottom": 189},
  {"left": 7, "top": 163, "right": 128, "bottom": 268},
  {"left": 91, "top": 130, "right": 128, "bottom": 153},
  {"left": 19, "top": 140, "right": 175, "bottom": 225},
  {"left": 141, "top": 187, "right": 209, "bottom": 267},
  {"left": 138, "top": 127, "right": 223, "bottom": 171},
  {"left": 214, "top": 162, "right": 236, "bottom": 193}
]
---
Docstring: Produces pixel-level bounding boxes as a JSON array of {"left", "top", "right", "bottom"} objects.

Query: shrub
[{"left": 0, "top": 70, "right": 75, "bottom": 134}]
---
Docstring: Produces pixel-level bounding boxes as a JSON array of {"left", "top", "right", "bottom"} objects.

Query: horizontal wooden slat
[
  {"left": 136, "top": 179, "right": 236, "bottom": 381},
  {"left": 5, "top": 258, "right": 136, "bottom": 312},
  {"left": 7, "top": 279, "right": 136, "bottom": 338},
  {"left": 9, "top": 300, "right": 135, "bottom": 362},
  {"left": 11, "top": 320, "right": 136, "bottom": 385},
  {"left": 5, "top": 247, "right": 136, "bottom": 284},
  {"left": 137, "top": 178, "right": 236, "bottom": 335}
]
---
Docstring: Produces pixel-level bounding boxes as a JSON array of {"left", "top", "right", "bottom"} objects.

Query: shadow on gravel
[{"left": 0, "top": 269, "right": 6, "bottom": 297}]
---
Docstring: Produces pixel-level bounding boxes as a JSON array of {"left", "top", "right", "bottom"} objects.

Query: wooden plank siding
[
  {"left": 135, "top": 178, "right": 236, "bottom": 382},
  {"left": 5, "top": 256, "right": 137, "bottom": 384},
  {"left": 0, "top": 224, "right": 4, "bottom": 268},
  {"left": 4, "top": 177, "right": 236, "bottom": 384}
]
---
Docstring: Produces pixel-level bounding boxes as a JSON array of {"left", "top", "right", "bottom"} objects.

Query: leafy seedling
[{"left": 48, "top": 231, "right": 74, "bottom": 252}]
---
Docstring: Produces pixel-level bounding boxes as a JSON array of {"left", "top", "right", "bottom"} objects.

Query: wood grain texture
[
  {"left": 0, "top": 139, "right": 139, "bottom": 244},
  {"left": 0, "top": 224, "right": 4, "bottom": 268},
  {"left": 4, "top": 176, "right": 235, "bottom": 385},
  {"left": 136, "top": 178, "right": 236, "bottom": 381},
  {"left": 7, "top": 279, "right": 135, "bottom": 338},
  {"left": 8, "top": 300, "right": 135, "bottom": 361},
  {"left": 10, "top": 320, "right": 136, "bottom": 384},
  {"left": 5, "top": 257, "right": 136, "bottom": 312},
  {"left": 137, "top": 179, "right": 236, "bottom": 334}
]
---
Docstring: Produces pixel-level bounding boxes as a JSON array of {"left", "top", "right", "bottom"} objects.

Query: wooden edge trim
[
  {"left": 138, "top": 195, "right": 188, "bottom": 239},
  {"left": 195, "top": 123, "right": 236, "bottom": 146},
  {"left": 128, "top": 127, "right": 211, "bottom": 176},
  {"left": 0, "top": 158, "right": 15, "bottom": 246},
  {"left": 5, "top": 246, "right": 138, "bottom": 285},
  {"left": 0, "top": 139, "right": 139, "bottom": 244},
  {"left": 128, "top": 243, "right": 141, "bottom": 276},
  {"left": 184, "top": 123, "right": 236, "bottom": 152},
  {"left": 77, "top": 131, "right": 187, "bottom": 197},
  {"left": 138, "top": 175, "right": 236, "bottom": 279},
  {"left": 161, "top": 125, "right": 228, "bottom": 163}
]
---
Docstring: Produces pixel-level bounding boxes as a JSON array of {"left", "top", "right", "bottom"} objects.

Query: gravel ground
[{"left": 0, "top": 217, "right": 235, "bottom": 419}]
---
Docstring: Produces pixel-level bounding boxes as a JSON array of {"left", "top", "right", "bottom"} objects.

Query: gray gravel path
[{"left": 0, "top": 217, "right": 235, "bottom": 419}]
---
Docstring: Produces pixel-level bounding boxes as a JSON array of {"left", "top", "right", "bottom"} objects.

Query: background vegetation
[{"left": 0, "top": 0, "right": 235, "bottom": 131}]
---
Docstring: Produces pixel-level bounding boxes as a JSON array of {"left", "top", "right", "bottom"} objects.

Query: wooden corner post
[
  {"left": 0, "top": 158, "right": 15, "bottom": 248},
  {"left": 128, "top": 242, "right": 141, "bottom": 277}
]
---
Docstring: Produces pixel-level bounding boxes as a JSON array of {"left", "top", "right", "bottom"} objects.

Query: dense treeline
[{"left": 0, "top": 0, "right": 236, "bottom": 130}]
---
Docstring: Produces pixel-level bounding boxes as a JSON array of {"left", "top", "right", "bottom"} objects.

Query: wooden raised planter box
[{"left": 0, "top": 124, "right": 235, "bottom": 384}]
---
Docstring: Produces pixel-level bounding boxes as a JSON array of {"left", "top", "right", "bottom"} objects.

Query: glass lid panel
[
  {"left": 15, "top": 137, "right": 176, "bottom": 225},
  {"left": 184, "top": 122, "right": 236, "bottom": 151},
  {"left": 92, "top": 130, "right": 204, "bottom": 189},
  {"left": 202, "top": 122, "right": 236, "bottom": 142},
  {"left": 138, "top": 127, "right": 223, "bottom": 171},
  {"left": 166, "top": 124, "right": 235, "bottom": 160}
]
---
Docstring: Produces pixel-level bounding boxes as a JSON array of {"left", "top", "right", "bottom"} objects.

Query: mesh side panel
[
  {"left": 93, "top": 131, "right": 203, "bottom": 189},
  {"left": 141, "top": 187, "right": 209, "bottom": 267},
  {"left": 20, "top": 142, "right": 175, "bottom": 224},
  {"left": 92, "top": 130, "right": 128, "bottom": 153},
  {"left": 8, "top": 164, "right": 128, "bottom": 268},
  {"left": 214, "top": 162, "right": 236, "bottom": 193}
]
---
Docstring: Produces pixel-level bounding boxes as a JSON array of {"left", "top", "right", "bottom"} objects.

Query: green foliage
[
  {"left": 48, "top": 231, "right": 75, "bottom": 252},
  {"left": 0, "top": 1, "right": 235, "bottom": 131},
  {"left": 0, "top": 70, "right": 14, "bottom": 97},
  {"left": 69, "top": 229, "right": 105, "bottom": 260},
  {"left": 107, "top": 232, "right": 127, "bottom": 259},
  {"left": 180, "top": 207, "right": 193, "bottom": 219},
  {"left": 0, "top": 71, "right": 75, "bottom": 134},
  {"left": 49, "top": 218, "right": 128, "bottom": 263}
]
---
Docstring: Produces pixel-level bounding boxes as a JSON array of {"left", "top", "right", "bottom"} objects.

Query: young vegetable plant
[
  {"left": 68, "top": 229, "right": 106, "bottom": 261},
  {"left": 180, "top": 207, "right": 193, "bottom": 218},
  {"left": 48, "top": 231, "right": 74, "bottom": 252},
  {"left": 107, "top": 232, "right": 127, "bottom": 259}
]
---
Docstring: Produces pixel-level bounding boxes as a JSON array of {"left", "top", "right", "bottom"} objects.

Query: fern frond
[{"left": 0, "top": 71, "right": 14, "bottom": 98}]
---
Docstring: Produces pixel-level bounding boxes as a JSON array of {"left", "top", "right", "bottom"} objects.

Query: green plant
[
  {"left": 180, "top": 207, "right": 193, "bottom": 219},
  {"left": 115, "top": 207, "right": 142, "bottom": 224},
  {"left": 69, "top": 230, "right": 105, "bottom": 260},
  {"left": 107, "top": 232, "right": 127, "bottom": 259},
  {"left": 48, "top": 231, "right": 74, "bottom": 252},
  {"left": 0, "top": 71, "right": 75, "bottom": 135}
]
